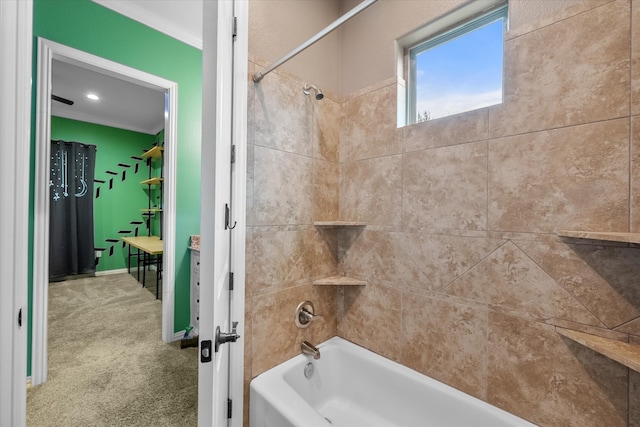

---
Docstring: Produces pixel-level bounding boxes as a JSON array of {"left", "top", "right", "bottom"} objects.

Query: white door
[{"left": 198, "top": 0, "right": 247, "bottom": 426}]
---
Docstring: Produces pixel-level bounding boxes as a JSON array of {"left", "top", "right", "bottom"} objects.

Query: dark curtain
[{"left": 49, "top": 140, "right": 97, "bottom": 280}]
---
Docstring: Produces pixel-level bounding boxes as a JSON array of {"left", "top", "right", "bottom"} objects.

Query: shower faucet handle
[
  {"left": 300, "top": 307, "right": 323, "bottom": 323},
  {"left": 295, "top": 301, "right": 323, "bottom": 328}
]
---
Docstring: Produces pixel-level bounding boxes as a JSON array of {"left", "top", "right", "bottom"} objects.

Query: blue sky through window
[{"left": 415, "top": 18, "right": 504, "bottom": 121}]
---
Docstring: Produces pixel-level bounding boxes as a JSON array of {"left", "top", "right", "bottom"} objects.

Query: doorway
[
  {"left": 49, "top": 58, "right": 165, "bottom": 286},
  {"left": 4, "top": 1, "right": 248, "bottom": 424},
  {"left": 32, "top": 38, "right": 179, "bottom": 385}
]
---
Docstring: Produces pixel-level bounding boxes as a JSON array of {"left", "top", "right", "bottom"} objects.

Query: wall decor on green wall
[{"left": 29, "top": 0, "right": 202, "bottom": 376}]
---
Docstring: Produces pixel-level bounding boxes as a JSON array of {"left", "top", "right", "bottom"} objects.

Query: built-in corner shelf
[
  {"left": 313, "top": 276, "right": 367, "bottom": 286},
  {"left": 556, "top": 230, "right": 640, "bottom": 372},
  {"left": 141, "top": 208, "right": 163, "bottom": 213},
  {"left": 557, "top": 230, "right": 640, "bottom": 244},
  {"left": 556, "top": 327, "right": 640, "bottom": 372},
  {"left": 314, "top": 221, "right": 366, "bottom": 228},
  {"left": 142, "top": 145, "right": 164, "bottom": 158},
  {"left": 312, "top": 222, "right": 367, "bottom": 286},
  {"left": 140, "top": 177, "right": 164, "bottom": 185}
]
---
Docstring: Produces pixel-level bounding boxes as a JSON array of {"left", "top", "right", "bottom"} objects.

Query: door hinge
[
  {"left": 227, "top": 398, "right": 233, "bottom": 418},
  {"left": 231, "top": 144, "right": 236, "bottom": 163},
  {"left": 18, "top": 308, "right": 22, "bottom": 327},
  {"left": 232, "top": 17, "right": 237, "bottom": 38},
  {"left": 229, "top": 272, "right": 234, "bottom": 291}
]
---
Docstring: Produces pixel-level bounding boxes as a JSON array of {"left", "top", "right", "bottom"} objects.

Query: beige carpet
[{"left": 27, "top": 273, "right": 198, "bottom": 427}]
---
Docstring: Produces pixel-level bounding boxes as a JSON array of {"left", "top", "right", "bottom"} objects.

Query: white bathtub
[{"left": 250, "top": 337, "right": 537, "bottom": 427}]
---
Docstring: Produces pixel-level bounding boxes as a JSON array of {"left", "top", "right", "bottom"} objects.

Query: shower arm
[{"left": 252, "top": 0, "right": 380, "bottom": 83}]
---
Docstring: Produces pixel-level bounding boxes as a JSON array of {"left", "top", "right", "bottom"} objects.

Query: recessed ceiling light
[{"left": 86, "top": 93, "right": 100, "bottom": 101}]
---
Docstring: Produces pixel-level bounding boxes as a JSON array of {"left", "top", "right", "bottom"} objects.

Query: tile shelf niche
[
  {"left": 313, "top": 221, "right": 367, "bottom": 286},
  {"left": 557, "top": 230, "right": 640, "bottom": 244},
  {"left": 556, "top": 328, "right": 640, "bottom": 373},
  {"left": 556, "top": 230, "right": 640, "bottom": 371},
  {"left": 313, "top": 221, "right": 366, "bottom": 228},
  {"left": 312, "top": 276, "right": 366, "bottom": 286}
]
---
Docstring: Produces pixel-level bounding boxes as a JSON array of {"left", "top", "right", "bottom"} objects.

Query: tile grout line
[
  {"left": 438, "top": 240, "right": 510, "bottom": 294},
  {"left": 486, "top": 125, "right": 490, "bottom": 234},
  {"left": 629, "top": 1, "right": 633, "bottom": 235},
  {"left": 484, "top": 304, "right": 490, "bottom": 402},
  {"left": 505, "top": 0, "right": 617, "bottom": 42},
  {"left": 402, "top": 115, "right": 629, "bottom": 159},
  {"left": 486, "top": 108, "right": 491, "bottom": 233}
]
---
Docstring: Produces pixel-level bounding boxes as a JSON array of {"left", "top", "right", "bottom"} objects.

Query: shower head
[{"left": 303, "top": 84, "right": 324, "bottom": 101}]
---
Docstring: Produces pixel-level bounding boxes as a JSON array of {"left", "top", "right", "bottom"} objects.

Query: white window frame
[{"left": 397, "top": 0, "right": 508, "bottom": 126}]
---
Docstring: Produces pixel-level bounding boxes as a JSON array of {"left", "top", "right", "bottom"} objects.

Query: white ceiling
[
  {"left": 51, "top": 59, "right": 167, "bottom": 135},
  {"left": 50, "top": 0, "right": 203, "bottom": 135}
]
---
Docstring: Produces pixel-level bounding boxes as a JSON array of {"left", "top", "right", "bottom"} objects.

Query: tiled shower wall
[
  {"left": 244, "top": 55, "right": 342, "bottom": 421},
  {"left": 246, "top": 0, "right": 640, "bottom": 426},
  {"left": 337, "top": 1, "right": 640, "bottom": 426}
]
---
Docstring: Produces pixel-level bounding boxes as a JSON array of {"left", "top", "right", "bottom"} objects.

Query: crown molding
[
  {"left": 51, "top": 111, "right": 159, "bottom": 135},
  {"left": 92, "top": 0, "right": 202, "bottom": 50}
]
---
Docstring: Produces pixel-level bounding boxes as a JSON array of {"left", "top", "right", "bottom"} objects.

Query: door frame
[
  {"left": 198, "top": 0, "right": 247, "bottom": 425},
  {"left": 229, "top": 2, "right": 248, "bottom": 425},
  {"left": 32, "top": 38, "right": 179, "bottom": 385},
  {"left": 0, "top": 1, "right": 32, "bottom": 425}
]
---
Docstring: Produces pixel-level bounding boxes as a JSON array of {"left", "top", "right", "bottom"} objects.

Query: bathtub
[{"left": 250, "top": 337, "right": 537, "bottom": 427}]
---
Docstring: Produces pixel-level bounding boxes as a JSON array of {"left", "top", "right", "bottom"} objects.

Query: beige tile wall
[
  {"left": 631, "top": 0, "right": 640, "bottom": 116},
  {"left": 244, "top": 61, "right": 340, "bottom": 425},
  {"left": 246, "top": 1, "right": 640, "bottom": 426},
  {"left": 335, "top": 1, "right": 640, "bottom": 426}
]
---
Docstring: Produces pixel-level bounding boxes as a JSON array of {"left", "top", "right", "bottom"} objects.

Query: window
[{"left": 407, "top": 4, "right": 508, "bottom": 124}]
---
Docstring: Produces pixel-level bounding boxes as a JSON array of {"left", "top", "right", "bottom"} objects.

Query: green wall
[
  {"left": 29, "top": 0, "right": 202, "bottom": 375},
  {"left": 51, "top": 116, "right": 158, "bottom": 272}
]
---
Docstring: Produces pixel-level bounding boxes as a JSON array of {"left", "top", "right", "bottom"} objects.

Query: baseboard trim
[
  {"left": 95, "top": 268, "right": 129, "bottom": 276},
  {"left": 172, "top": 330, "right": 186, "bottom": 342},
  {"left": 172, "top": 328, "right": 199, "bottom": 343}
]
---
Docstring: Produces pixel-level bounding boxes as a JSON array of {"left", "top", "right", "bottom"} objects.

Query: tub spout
[{"left": 301, "top": 341, "right": 320, "bottom": 359}]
